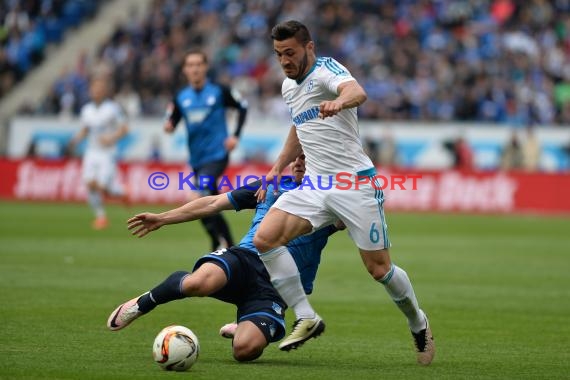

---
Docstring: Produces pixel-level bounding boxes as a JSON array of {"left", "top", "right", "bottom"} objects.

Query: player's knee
[
  {"left": 361, "top": 249, "right": 392, "bottom": 281},
  {"left": 86, "top": 180, "right": 98, "bottom": 191},
  {"left": 232, "top": 341, "right": 263, "bottom": 362},
  {"left": 366, "top": 262, "right": 392, "bottom": 281},
  {"left": 253, "top": 233, "right": 274, "bottom": 253},
  {"left": 181, "top": 276, "right": 208, "bottom": 296}
]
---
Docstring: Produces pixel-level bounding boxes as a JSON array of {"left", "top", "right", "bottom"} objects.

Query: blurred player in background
[
  {"left": 163, "top": 49, "right": 248, "bottom": 251},
  {"left": 107, "top": 155, "right": 341, "bottom": 362},
  {"left": 253, "top": 20, "right": 435, "bottom": 365},
  {"left": 69, "top": 77, "right": 129, "bottom": 230}
]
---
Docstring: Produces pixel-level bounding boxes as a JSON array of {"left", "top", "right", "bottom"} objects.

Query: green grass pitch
[{"left": 1, "top": 201, "right": 569, "bottom": 379}]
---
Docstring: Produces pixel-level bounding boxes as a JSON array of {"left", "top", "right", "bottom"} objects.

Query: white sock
[
  {"left": 380, "top": 264, "right": 426, "bottom": 333},
  {"left": 259, "top": 246, "right": 315, "bottom": 319},
  {"left": 87, "top": 189, "right": 105, "bottom": 218}
]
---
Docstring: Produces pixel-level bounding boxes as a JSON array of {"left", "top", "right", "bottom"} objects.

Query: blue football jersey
[
  {"left": 169, "top": 81, "right": 247, "bottom": 169},
  {"left": 226, "top": 178, "right": 336, "bottom": 294}
]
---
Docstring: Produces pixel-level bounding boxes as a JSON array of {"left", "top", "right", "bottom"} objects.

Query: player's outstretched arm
[
  {"left": 127, "top": 213, "right": 163, "bottom": 237},
  {"left": 127, "top": 194, "right": 234, "bottom": 237}
]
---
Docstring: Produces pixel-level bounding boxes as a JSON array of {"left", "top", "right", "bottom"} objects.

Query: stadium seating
[
  {"left": 0, "top": 0, "right": 102, "bottom": 99},
  {"left": 30, "top": 0, "right": 570, "bottom": 126}
]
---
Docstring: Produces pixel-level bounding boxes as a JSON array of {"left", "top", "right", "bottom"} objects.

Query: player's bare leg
[
  {"left": 86, "top": 180, "right": 107, "bottom": 229},
  {"left": 231, "top": 321, "right": 268, "bottom": 361},
  {"left": 103, "top": 177, "right": 131, "bottom": 208}
]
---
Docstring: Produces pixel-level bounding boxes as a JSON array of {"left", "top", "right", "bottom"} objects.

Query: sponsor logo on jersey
[
  {"left": 292, "top": 106, "right": 320, "bottom": 126},
  {"left": 186, "top": 109, "right": 209, "bottom": 123}
]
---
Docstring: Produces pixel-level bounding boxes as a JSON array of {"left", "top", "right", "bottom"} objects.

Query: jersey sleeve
[
  {"left": 113, "top": 102, "right": 128, "bottom": 124},
  {"left": 226, "top": 179, "right": 261, "bottom": 211},
  {"left": 165, "top": 97, "right": 182, "bottom": 127},
  {"left": 221, "top": 85, "right": 248, "bottom": 110},
  {"left": 323, "top": 224, "right": 339, "bottom": 236},
  {"left": 221, "top": 85, "right": 248, "bottom": 137},
  {"left": 321, "top": 57, "right": 355, "bottom": 95},
  {"left": 79, "top": 106, "right": 87, "bottom": 126}
]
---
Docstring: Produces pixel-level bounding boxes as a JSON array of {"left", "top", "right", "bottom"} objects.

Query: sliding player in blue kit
[{"left": 107, "top": 155, "right": 341, "bottom": 362}]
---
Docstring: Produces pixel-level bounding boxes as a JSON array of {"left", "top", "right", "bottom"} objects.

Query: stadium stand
[
  {"left": 0, "top": 0, "right": 103, "bottom": 99},
  {"left": 23, "top": 0, "right": 570, "bottom": 126}
]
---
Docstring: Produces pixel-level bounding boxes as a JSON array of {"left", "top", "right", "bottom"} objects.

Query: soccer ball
[{"left": 152, "top": 325, "right": 200, "bottom": 371}]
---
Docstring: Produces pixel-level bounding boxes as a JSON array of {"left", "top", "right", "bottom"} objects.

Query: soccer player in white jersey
[
  {"left": 252, "top": 20, "right": 435, "bottom": 365},
  {"left": 70, "top": 77, "right": 129, "bottom": 230}
]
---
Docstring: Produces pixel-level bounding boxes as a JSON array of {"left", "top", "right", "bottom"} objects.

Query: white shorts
[
  {"left": 82, "top": 151, "right": 117, "bottom": 188},
  {"left": 272, "top": 171, "right": 390, "bottom": 251}
]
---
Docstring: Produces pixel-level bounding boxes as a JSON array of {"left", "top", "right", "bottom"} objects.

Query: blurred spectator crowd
[
  {"left": 0, "top": 0, "right": 103, "bottom": 99},
  {"left": 11, "top": 0, "right": 570, "bottom": 126}
]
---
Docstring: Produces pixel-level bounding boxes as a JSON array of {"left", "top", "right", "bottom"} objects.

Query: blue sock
[{"left": 137, "top": 271, "right": 190, "bottom": 313}]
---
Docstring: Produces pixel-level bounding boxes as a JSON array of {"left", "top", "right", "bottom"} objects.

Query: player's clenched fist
[{"left": 318, "top": 100, "right": 343, "bottom": 119}]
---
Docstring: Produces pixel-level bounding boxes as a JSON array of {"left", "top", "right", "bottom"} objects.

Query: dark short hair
[
  {"left": 271, "top": 20, "right": 312, "bottom": 45},
  {"left": 184, "top": 49, "right": 208, "bottom": 64}
]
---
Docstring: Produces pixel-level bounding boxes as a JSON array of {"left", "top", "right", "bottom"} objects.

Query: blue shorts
[
  {"left": 192, "top": 156, "right": 229, "bottom": 196},
  {"left": 194, "top": 246, "right": 287, "bottom": 342}
]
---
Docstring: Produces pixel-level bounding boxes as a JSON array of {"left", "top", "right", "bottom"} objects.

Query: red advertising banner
[
  {"left": 380, "top": 169, "right": 570, "bottom": 214},
  {"left": 1, "top": 158, "right": 569, "bottom": 214}
]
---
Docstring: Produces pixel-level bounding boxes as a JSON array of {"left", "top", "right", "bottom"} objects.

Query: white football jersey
[
  {"left": 282, "top": 57, "right": 373, "bottom": 177},
  {"left": 80, "top": 99, "right": 126, "bottom": 155}
]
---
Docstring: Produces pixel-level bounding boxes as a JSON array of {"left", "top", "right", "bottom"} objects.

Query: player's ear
[{"left": 306, "top": 41, "right": 315, "bottom": 53}]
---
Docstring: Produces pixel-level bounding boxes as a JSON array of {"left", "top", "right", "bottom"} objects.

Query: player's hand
[
  {"left": 255, "top": 185, "right": 267, "bottom": 203},
  {"left": 255, "top": 167, "right": 282, "bottom": 203},
  {"left": 127, "top": 213, "right": 163, "bottom": 237},
  {"left": 67, "top": 139, "right": 77, "bottom": 154},
  {"left": 99, "top": 134, "right": 115, "bottom": 146},
  {"left": 318, "top": 100, "right": 343, "bottom": 119},
  {"left": 334, "top": 219, "right": 347, "bottom": 231},
  {"left": 224, "top": 136, "right": 238, "bottom": 152},
  {"left": 163, "top": 121, "right": 175, "bottom": 134}
]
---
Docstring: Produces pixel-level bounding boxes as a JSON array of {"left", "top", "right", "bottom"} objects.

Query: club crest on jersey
[
  {"left": 305, "top": 79, "right": 314, "bottom": 93},
  {"left": 272, "top": 302, "right": 283, "bottom": 315}
]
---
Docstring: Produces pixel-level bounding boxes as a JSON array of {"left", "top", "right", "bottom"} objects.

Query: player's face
[
  {"left": 183, "top": 53, "right": 208, "bottom": 87},
  {"left": 90, "top": 79, "right": 107, "bottom": 103},
  {"left": 291, "top": 154, "right": 306, "bottom": 182},
  {"left": 274, "top": 38, "right": 314, "bottom": 80}
]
